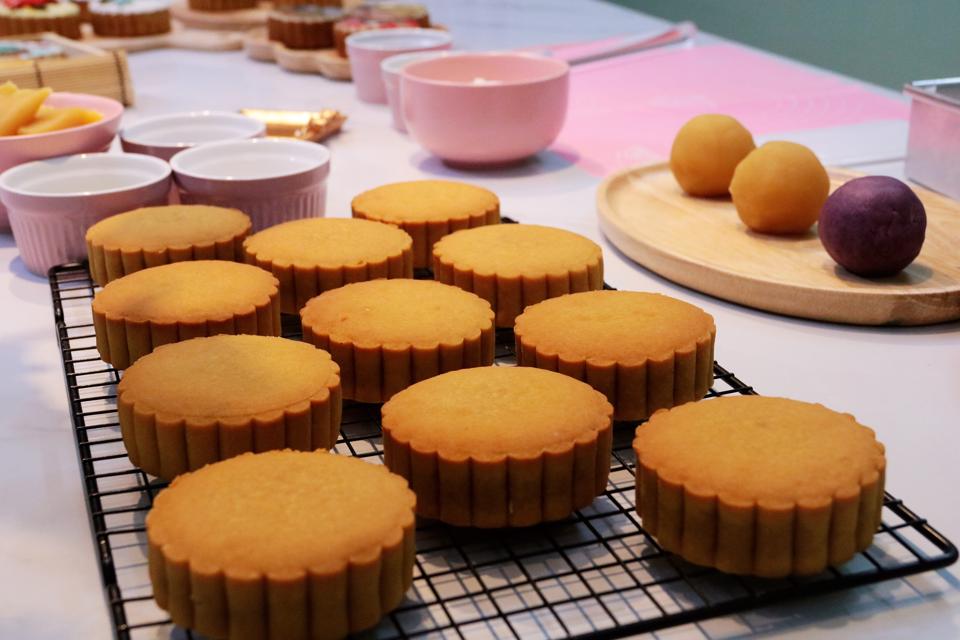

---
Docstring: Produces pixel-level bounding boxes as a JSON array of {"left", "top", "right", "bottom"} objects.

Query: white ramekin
[
  {"left": 170, "top": 138, "right": 331, "bottom": 231},
  {"left": 120, "top": 111, "right": 266, "bottom": 162}
]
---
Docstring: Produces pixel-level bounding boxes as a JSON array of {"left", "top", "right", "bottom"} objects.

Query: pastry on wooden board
[
  {"left": 89, "top": 0, "right": 171, "bottom": 37},
  {"left": 0, "top": 0, "right": 82, "bottom": 39},
  {"left": 267, "top": 4, "right": 341, "bottom": 50}
]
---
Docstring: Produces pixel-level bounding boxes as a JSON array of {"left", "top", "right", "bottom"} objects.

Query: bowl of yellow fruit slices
[{"left": 0, "top": 81, "right": 123, "bottom": 231}]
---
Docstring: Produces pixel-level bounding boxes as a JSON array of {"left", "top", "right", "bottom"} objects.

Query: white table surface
[{"left": 1, "top": 1, "right": 958, "bottom": 638}]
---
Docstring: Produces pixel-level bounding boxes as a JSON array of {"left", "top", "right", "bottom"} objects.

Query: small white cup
[{"left": 120, "top": 111, "right": 266, "bottom": 162}]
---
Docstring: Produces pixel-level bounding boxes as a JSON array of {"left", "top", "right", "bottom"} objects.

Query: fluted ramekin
[
  {"left": 0, "top": 152, "right": 171, "bottom": 275},
  {"left": 120, "top": 111, "right": 266, "bottom": 162},
  {"left": 170, "top": 138, "right": 330, "bottom": 232}
]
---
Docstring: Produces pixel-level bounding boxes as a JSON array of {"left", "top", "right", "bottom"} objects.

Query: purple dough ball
[{"left": 818, "top": 176, "right": 926, "bottom": 277}]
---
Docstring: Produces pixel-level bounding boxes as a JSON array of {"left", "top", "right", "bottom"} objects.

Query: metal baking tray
[
  {"left": 48, "top": 257, "right": 958, "bottom": 639},
  {"left": 904, "top": 77, "right": 960, "bottom": 200}
]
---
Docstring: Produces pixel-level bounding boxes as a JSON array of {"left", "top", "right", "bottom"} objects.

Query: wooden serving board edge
[
  {"left": 596, "top": 164, "right": 960, "bottom": 327},
  {"left": 243, "top": 29, "right": 351, "bottom": 80},
  {"left": 79, "top": 21, "right": 244, "bottom": 52}
]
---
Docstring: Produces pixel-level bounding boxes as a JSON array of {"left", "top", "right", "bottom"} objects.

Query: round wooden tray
[
  {"left": 80, "top": 21, "right": 244, "bottom": 51},
  {"left": 243, "top": 28, "right": 351, "bottom": 80},
  {"left": 597, "top": 163, "right": 960, "bottom": 326}
]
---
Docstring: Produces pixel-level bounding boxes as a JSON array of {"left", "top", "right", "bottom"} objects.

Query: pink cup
[
  {"left": 0, "top": 153, "right": 171, "bottom": 275},
  {"left": 0, "top": 92, "right": 124, "bottom": 232},
  {"left": 347, "top": 28, "right": 452, "bottom": 104},
  {"left": 170, "top": 138, "right": 330, "bottom": 231},
  {"left": 382, "top": 51, "right": 458, "bottom": 132},
  {"left": 402, "top": 52, "right": 570, "bottom": 165}
]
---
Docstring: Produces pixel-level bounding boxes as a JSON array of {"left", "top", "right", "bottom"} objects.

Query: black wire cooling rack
[{"left": 49, "top": 261, "right": 957, "bottom": 640}]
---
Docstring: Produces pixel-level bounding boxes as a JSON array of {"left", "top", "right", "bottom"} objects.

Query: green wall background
[{"left": 609, "top": 0, "right": 960, "bottom": 90}]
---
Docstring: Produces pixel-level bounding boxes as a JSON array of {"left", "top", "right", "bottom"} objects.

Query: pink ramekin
[
  {"left": 0, "top": 153, "right": 171, "bottom": 275},
  {"left": 170, "top": 138, "right": 330, "bottom": 231},
  {"left": 347, "top": 28, "right": 452, "bottom": 104},
  {"left": 0, "top": 92, "right": 124, "bottom": 232},
  {"left": 401, "top": 52, "right": 570, "bottom": 165}
]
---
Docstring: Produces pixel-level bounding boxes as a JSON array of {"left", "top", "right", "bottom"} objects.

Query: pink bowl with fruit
[{"left": 0, "top": 92, "right": 124, "bottom": 231}]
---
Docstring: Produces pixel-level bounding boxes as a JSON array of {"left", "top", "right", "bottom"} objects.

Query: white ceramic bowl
[
  {"left": 120, "top": 111, "right": 266, "bottom": 161},
  {"left": 382, "top": 50, "right": 461, "bottom": 132},
  {"left": 170, "top": 138, "right": 331, "bottom": 231},
  {"left": 0, "top": 153, "right": 171, "bottom": 275},
  {"left": 347, "top": 28, "right": 452, "bottom": 104}
]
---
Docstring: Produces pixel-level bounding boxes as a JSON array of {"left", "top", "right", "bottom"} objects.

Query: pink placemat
[{"left": 553, "top": 43, "right": 909, "bottom": 176}]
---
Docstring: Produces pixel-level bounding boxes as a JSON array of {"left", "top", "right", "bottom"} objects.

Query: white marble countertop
[{"left": 1, "top": 1, "right": 958, "bottom": 638}]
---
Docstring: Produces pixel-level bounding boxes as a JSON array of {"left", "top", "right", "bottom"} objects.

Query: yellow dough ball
[
  {"left": 730, "top": 141, "right": 830, "bottom": 235},
  {"left": 669, "top": 114, "right": 756, "bottom": 196}
]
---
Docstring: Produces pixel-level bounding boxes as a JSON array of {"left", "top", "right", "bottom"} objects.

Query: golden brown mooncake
[
  {"left": 92, "top": 260, "right": 280, "bottom": 369},
  {"left": 351, "top": 179, "right": 499, "bottom": 269},
  {"left": 432, "top": 223, "right": 603, "bottom": 327},
  {"left": 86, "top": 205, "right": 251, "bottom": 286},
  {"left": 382, "top": 366, "right": 613, "bottom": 527},
  {"left": 243, "top": 217, "right": 413, "bottom": 314},
  {"left": 633, "top": 396, "right": 886, "bottom": 577},
  {"left": 118, "top": 335, "right": 342, "bottom": 480},
  {"left": 515, "top": 290, "right": 716, "bottom": 420},
  {"left": 299, "top": 278, "right": 495, "bottom": 402},
  {"left": 146, "top": 450, "right": 416, "bottom": 639}
]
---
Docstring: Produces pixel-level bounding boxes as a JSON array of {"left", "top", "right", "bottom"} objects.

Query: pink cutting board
[{"left": 553, "top": 43, "right": 909, "bottom": 176}]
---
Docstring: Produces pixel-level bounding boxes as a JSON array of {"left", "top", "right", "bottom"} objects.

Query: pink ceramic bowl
[
  {"left": 120, "top": 111, "right": 266, "bottom": 161},
  {"left": 0, "top": 92, "right": 124, "bottom": 231},
  {"left": 382, "top": 50, "right": 460, "bottom": 132},
  {"left": 170, "top": 138, "right": 330, "bottom": 231},
  {"left": 401, "top": 53, "right": 570, "bottom": 165},
  {"left": 0, "top": 153, "right": 171, "bottom": 275},
  {"left": 347, "top": 28, "right": 452, "bottom": 104}
]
